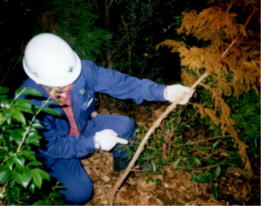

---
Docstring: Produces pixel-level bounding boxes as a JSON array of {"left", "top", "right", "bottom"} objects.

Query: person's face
[{"left": 45, "top": 85, "right": 71, "bottom": 97}]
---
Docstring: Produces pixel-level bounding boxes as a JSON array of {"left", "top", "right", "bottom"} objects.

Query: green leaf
[
  {"left": 8, "top": 186, "right": 20, "bottom": 201},
  {"left": 31, "top": 168, "right": 43, "bottom": 188},
  {"left": 10, "top": 128, "right": 24, "bottom": 142},
  {"left": 212, "top": 140, "right": 221, "bottom": 149},
  {"left": 0, "top": 113, "right": 4, "bottom": 124},
  {"left": 13, "top": 169, "right": 32, "bottom": 188},
  {"left": 32, "top": 122, "right": 43, "bottom": 129},
  {"left": 6, "top": 157, "right": 15, "bottom": 170},
  {"left": 40, "top": 107, "right": 61, "bottom": 116},
  {"left": 150, "top": 160, "right": 157, "bottom": 173},
  {"left": 29, "top": 182, "right": 36, "bottom": 193},
  {"left": 19, "top": 150, "right": 36, "bottom": 161},
  {"left": 0, "top": 167, "right": 10, "bottom": 184},
  {"left": 49, "top": 191, "right": 63, "bottom": 199},
  {"left": 0, "top": 99, "right": 11, "bottom": 109},
  {"left": 155, "top": 178, "right": 161, "bottom": 185},
  {"left": 0, "top": 148, "right": 9, "bottom": 158},
  {"left": 173, "top": 158, "right": 182, "bottom": 169},
  {"left": 195, "top": 145, "right": 209, "bottom": 153},
  {"left": 27, "top": 161, "right": 42, "bottom": 168},
  {"left": 215, "top": 166, "right": 222, "bottom": 177},
  {"left": 0, "top": 87, "right": 9, "bottom": 94},
  {"left": 13, "top": 99, "right": 33, "bottom": 113},
  {"left": 13, "top": 155, "right": 25, "bottom": 167},
  {"left": 38, "top": 169, "right": 50, "bottom": 181},
  {"left": 33, "top": 199, "right": 60, "bottom": 205},
  {"left": 193, "top": 157, "right": 202, "bottom": 166},
  {"left": 11, "top": 110, "right": 26, "bottom": 125},
  {"left": 191, "top": 172, "right": 215, "bottom": 183},
  {"left": 185, "top": 160, "right": 191, "bottom": 171},
  {"left": 25, "top": 133, "right": 40, "bottom": 146},
  {"left": 45, "top": 100, "right": 62, "bottom": 104},
  {"left": 15, "top": 88, "right": 42, "bottom": 97},
  {"left": 212, "top": 185, "right": 219, "bottom": 200},
  {"left": 0, "top": 192, "right": 4, "bottom": 200}
]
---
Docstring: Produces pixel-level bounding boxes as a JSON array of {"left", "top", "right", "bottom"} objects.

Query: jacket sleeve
[
  {"left": 88, "top": 62, "right": 166, "bottom": 104},
  {"left": 39, "top": 115, "right": 96, "bottom": 159}
]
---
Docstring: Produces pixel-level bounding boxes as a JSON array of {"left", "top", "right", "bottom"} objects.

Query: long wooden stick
[{"left": 108, "top": 72, "right": 209, "bottom": 204}]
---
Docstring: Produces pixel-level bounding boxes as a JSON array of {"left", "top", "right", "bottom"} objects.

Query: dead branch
[
  {"left": 221, "top": 7, "right": 257, "bottom": 59},
  {"left": 108, "top": 73, "right": 208, "bottom": 204}
]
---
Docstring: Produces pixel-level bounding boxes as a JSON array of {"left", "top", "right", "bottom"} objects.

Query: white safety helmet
[{"left": 23, "top": 33, "right": 81, "bottom": 87}]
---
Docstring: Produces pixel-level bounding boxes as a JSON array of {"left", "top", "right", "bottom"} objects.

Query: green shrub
[
  {"left": 132, "top": 105, "right": 242, "bottom": 199},
  {"left": 0, "top": 87, "right": 64, "bottom": 205},
  {"left": 228, "top": 91, "right": 260, "bottom": 161}
]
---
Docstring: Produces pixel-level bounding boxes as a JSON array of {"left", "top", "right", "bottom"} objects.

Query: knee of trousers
[
  {"left": 62, "top": 179, "right": 94, "bottom": 205},
  {"left": 117, "top": 116, "right": 136, "bottom": 139}
]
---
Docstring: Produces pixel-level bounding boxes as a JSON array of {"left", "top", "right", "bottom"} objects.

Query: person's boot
[{"left": 113, "top": 157, "right": 130, "bottom": 172}]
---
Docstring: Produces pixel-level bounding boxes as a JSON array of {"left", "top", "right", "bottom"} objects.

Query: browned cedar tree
[{"left": 157, "top": 0, "right": 260, "bottom": 175}]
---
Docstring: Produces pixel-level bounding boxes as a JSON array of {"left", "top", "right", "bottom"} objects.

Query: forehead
[{"left": 46, "top": 85, "right": 71, "bottom": 90}]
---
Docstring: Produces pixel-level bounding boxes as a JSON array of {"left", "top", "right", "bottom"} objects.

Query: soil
[
  {"left": 83, "top": 151, "right": 227, "bottom": 205},
  {"left": 82, "top": 99, "right": 260, "bottom": 205}
]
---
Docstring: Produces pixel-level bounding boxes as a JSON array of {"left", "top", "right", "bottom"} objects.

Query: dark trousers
[{"left": 44, "top": 114, "right": 135, "bottom": 205}]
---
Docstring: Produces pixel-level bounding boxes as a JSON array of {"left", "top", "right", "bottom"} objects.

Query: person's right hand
[
  {"left": 164, "top": 84, "right": 194, "bottom": 105},
  {"left": 94, "top": 129, "right": 128, "bottom": 151}
]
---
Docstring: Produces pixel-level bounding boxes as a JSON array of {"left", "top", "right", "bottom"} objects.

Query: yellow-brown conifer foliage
[{"left": 157, "top": 2, "right": 259, "bottom": 175}]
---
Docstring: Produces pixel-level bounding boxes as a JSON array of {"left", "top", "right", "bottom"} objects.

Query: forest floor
[
  {"left": 83, "top": 151, "right": 226, "bottom": 205},
  {"left": 83, "top": 99, "right": 260, "bottom": 205}
]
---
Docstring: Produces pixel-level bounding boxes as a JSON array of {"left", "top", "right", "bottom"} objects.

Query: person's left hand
[{"left": 164, "top": 84, "right": 194, "bottom": 105}]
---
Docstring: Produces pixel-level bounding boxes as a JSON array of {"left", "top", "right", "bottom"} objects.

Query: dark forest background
[{"left": 0, "top": 0, "right": 208, "bottom": 89}]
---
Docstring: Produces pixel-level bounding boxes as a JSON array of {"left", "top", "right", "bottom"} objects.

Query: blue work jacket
[{"left": 20, "top": 60, "right": 166, "bottom": 159}]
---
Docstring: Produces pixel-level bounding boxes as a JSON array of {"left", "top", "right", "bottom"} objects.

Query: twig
[
  {"left": 108, "top": 73, "right": 209, "bottom": 204},
  {"left": 173, "top": 135, "right": 230, "bottom": 149},
  {"left": 221, "top": 7, "right": 257, "bottom": 59},
  {"left": 17, "top": 98, "right": 51, "bottom": 152}
]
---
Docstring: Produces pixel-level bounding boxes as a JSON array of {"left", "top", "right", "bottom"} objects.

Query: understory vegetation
[{"left": 0, "top": 87, "right": 64, "bottom": 205}]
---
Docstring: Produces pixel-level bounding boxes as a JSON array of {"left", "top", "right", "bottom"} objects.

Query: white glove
[
  {"left": 93, "top": 129, "right": 128, "bottom": 151},
  {"left": 164, "top": 84, "right": 194, "bottom": 105}
]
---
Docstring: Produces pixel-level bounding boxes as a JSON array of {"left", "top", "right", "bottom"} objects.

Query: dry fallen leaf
[{"left": 83, "top": 151, "right": 228, "bottom": 205}]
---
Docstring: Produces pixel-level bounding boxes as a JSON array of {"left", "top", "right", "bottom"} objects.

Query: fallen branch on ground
[{"left": 108, "top": 73, "right": 209, "bottom": 205}]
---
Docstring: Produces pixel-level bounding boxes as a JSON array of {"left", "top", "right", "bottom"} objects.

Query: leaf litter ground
[
  {"left": 83, "top": 151, "right": 226, "bottom": 205},
  {"left": 82, "top": 101, "right": 259, "bottom": 205}
]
